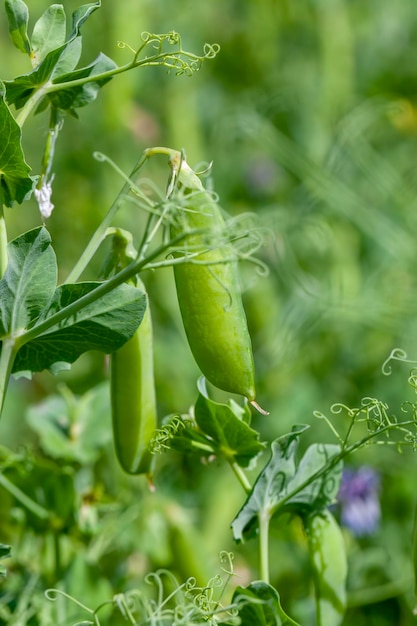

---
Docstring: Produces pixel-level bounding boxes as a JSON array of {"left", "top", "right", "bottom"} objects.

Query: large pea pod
[
  {"left": 168, "top": 154, "right": 259, "bottom": 407},
  {"left": 304, "top": 509, "right": 348, "bottom": 626},
  {"left": 110, "top": 279, "right": 157, "bottom": 475}
]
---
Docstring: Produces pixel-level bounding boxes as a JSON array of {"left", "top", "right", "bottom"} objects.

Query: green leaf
[
  {"left": 285, "top": 443, "right": 343, "bottom": 513},
  {"left": 31, "top": 4, "right": 66, "bottom": 67},
  {"left": 13, "top": 281, "right": 146, "bottom": 374},
  {"left": 233, "top": 581, "right": 300, "bottom": 626},
  {"left": 51, "top": 36, "right": 83, "bottom": 78},
  {"left": 5, "top": 0, "right": 31, "bottom": 54},
  {"left": 193, "top": 378, "right": 265, "bottom": 467},
  {"left": 0, "top": 227, "right": 56, "bottom": 337},
  {"left": 231, "top": 426, "right": 342, "bottom": 542},
  {"left": 69, "top": 1, "right": 101, "bottom": 39},
  {"left": 0, "top": 82, "right": 35, "bottom": 206}
]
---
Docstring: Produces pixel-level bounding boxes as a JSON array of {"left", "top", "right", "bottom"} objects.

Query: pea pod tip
[{"left": 250, "top": 399, "right": 269, "bottom": 416}]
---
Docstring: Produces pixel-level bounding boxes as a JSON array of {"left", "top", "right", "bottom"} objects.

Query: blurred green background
[{"left": 2, "top": 0, "right": 417, "bottom": 624}]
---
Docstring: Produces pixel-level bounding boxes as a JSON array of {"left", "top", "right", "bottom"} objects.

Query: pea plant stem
[
  {"left": 229, "top": 461, "right": 252, "bottom": 493},
  {"left": 0, "top": 339, "right": 18, "bottom": 417},
  {"left": 258, "top": 509, "right": 270, "bottom": 584},
  {"left": 15, "top": 47, "right": 213, "bottom": 128}
]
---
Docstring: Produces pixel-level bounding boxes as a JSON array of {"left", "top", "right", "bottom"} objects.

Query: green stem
[
  {"left": 0, "top": 206, "right": 8, "bottom": 279},
  {"left": 14, "top": 45, "right": 209, "bottom": 127},
  {"left": 258, "top": 509, "right": 270, "bottom": 583},
  {"left": 0, "top": 472, "right": 50, "bottom": 520},
  {"left": 229, "top": 461, "right": 252, "bottom": 493},
  {"left": 15, "top": 85, "right": 52, "bottom": 127},
  {"left": 0, "top": 339, "right": 18, "bottom": 417}
]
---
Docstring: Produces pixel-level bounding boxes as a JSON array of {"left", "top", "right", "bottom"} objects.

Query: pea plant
[{"left": 1, "top": 1, "right": 417, "bottom": 625}]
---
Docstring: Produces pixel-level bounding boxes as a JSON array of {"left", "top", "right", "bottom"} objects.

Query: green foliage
[{"left": 2, "top": 1, "right": 417, "bottom": 625}]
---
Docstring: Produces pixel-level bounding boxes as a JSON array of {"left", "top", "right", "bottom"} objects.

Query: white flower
[{"left": 34, "top": 175, "right": 55, "bottom": 219}]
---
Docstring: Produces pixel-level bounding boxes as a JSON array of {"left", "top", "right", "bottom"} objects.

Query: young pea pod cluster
[
  {"left": 167, "top": 152, "right": 263, "bottom": 410},
  {"left": 304, "top": 509, "right": 348, "bottom": 626}
]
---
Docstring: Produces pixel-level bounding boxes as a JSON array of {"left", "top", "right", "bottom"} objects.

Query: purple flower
[{"left": 337, "top": 466, "right": 381, "bottom": 537}]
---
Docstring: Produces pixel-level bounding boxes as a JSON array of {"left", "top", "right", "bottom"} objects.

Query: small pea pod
[
  {"left": 167, "top": 153, "right": 260, "bottom": 408},
  {"left": 304, "top": 509, "right": 347, "bottom": 626},
  {"left": 110, "top": 288, "right": 157, "bottom": 475},
  {"left": 105, "top": 229, "right": 157, "bottom": 475}
]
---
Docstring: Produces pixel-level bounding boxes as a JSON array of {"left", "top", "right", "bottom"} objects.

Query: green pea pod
[
  {"left": 168, "top": 154, "right": 261, "bottom": 409},
  {"left": 304, "top": 509, "right": 347, "bottom": 626},
  {"left": 110, "top": 284, "right": 157, "bottom": 475}
]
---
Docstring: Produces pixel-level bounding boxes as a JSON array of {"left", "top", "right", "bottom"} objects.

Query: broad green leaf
[
  {"left": 12, "top": 281, "right": 146, "bottom": 374},
  {"left": 233, "top": 581, "right": 300, "bottom": 626},
  {"left": 0, "top": 82, "right": 35, "bottom": 206},
  {"left": 231, "top": 425, "right": 308, "bottom": 542},
  {"left": 0, "top": 227, "right": 56, "bottom": 337},
  {"left": 5, "top": 0, "right": 31, "bottom": 54},
  {"left": 231, "top": 426, "right": 342, "bottom": 542},
  {"left": 194, "top": 378, "right": 265, "bottom": 467},
  {"left": 31, "top": 4, "right": 66, "bottom": 67}
]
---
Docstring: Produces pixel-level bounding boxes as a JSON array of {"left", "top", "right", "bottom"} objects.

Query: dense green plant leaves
[
  {"left": 4, "top": 1, "right": 105, "bottom": 112},
  {"left": 233, "top": 581, "right": 300, "bottom": 625},
  {"left": 26, "top": 383, "right": 112, "bottom": 464},
  {"left": 4, "top": 0, "right": 30, "bottom": 54},
  {"left": 31, "top": 4, "right": 66, "bottom": 67},
  {"left": 0, "top": 82, "right": 35, "bottom": 206},
  {"left": 231, "top": 426, "right": 342, "bottom": 542},
  {"left": 6, "top": 459, "right": 76, "bottom": 533},
  {"left": 0, "top": 227, "right": 56, "bottom": 336}
]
